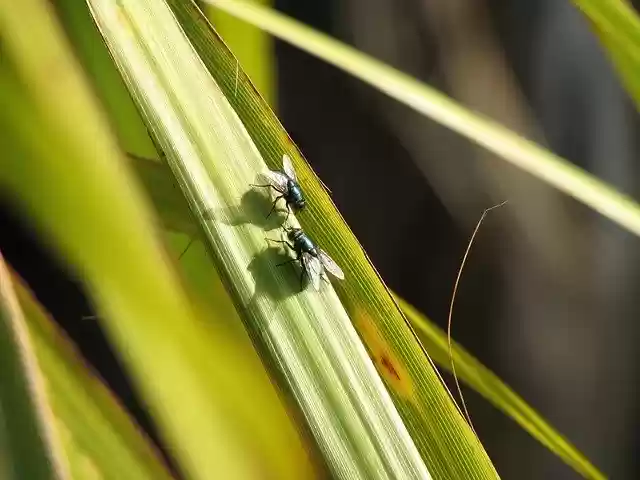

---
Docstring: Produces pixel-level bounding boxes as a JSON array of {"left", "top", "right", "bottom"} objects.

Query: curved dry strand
[{"left": 448, "top": 202, "right": 507, "bottom": 438}]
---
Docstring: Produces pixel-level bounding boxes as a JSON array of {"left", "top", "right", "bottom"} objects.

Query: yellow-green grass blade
[
  {"left": 130, "top": 153, "right": 199, "bottom": 237},
  {"left": 572, "top": 0, "right": 640, "bottom": 109},
  {"left": 171, "top": 1, "right": 606, "bottom": 477},
  {"left": 203, "top": 0, "right": 276, "bottom": 105},
  {"left": 130, "top": 153, "right": 605, "bottom": 480},
  {"left": 51, "top": 0, "right": 157, "bottom": 158},
  {"left": 152, "top": 2, "right": 496, "bottom": 478},
  {"left": 164, "top": 229, "right": 327, "bottom": 477},
  {"left": 87, "top": 0, "right": 434, "bottom": 477},
  {"left": 599, "top": 33, "right": 640, "bottom": 107},
  {"left": 0, "top": 1, "right": 314, "bottom": 478},
  {"left": 50, "top": 14, "right": 292, "bottom": 469},
  {"left": 54, "top": 1, "right": 320, "bottom": 475},
  {"left": 204, "top": 0, "right": 640, "bottom": 241},
  {"left": 12, "top": 273, "right": 175, "bottom": 480},
  {"left": 0, "top": 254, "right": 70, "bottom": 480},
  {"left": 397, "top": 297, "right": 606, "bottom": 480}
]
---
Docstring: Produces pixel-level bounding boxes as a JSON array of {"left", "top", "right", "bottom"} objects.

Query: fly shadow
[
  {"left": 200, "top": 187, "right": 310, "bottom": 301},
  {"left": 246, "top": 246, "right": 310, "bottom": 307},
  {"left": 206, "top": 188, "right": 289, "bottom": 231}
]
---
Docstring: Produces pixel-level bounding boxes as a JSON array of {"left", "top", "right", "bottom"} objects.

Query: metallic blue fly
[
  {"left": 271, "top": 226, "right": 344, "bottom": 290},
  {"left": 252, "top": 154, "right": 305, "bottom": 223}
]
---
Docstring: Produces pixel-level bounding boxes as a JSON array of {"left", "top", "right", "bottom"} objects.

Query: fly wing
[
  {"left": 303, "top": 253, "right": 323, "bottom": 291},
  {"left": 282, "top": 154, "right": 297, "bottom": 181},
  {"left": 256, "top": 170, "right": 288, "bottom": 192},
  {"left": 318, "top": 249, "right": 344, "bottom": 280}
]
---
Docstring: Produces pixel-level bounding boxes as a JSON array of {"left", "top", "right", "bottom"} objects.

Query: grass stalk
[{"left": 87, "top": 0, "right": 432, "bottom": 478}]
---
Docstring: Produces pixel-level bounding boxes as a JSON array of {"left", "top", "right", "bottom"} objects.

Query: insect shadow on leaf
[
  {"left": 186, "top": 155, "right": 306, "bottom": 261},
  {"left": 177, "top": 185, "right": 299, "bottom": 278},
  {"left": 247, "top": 246, "right": 303, "bottom": 304},
  {"left": 206, "top": 187, "right": 289, "bottom": 232}
]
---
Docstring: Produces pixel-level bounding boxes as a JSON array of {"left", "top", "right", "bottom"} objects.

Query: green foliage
[
  {"left": 0, "top": 1, "right": 313, "bottom": 478},
  {"left": 572, "top": 0, "right": 640, "bottom": 109},
  {"left": 0, "top": 257, "right": 68, "bottom": 479},
  {"left": 167, "top": 2, "right": 498, "bottom": 478},
  {"left": 86, "top": 0, "right": 437, "bottom": 477},
  {"left": 202, "top": 0, "right": 276, "bottom": 105},
  {"left": 132, "top": 149, "right": 606, "bottom": 480},
  {"left": 2, "top": 0, "right": 632, "bottom": 478},
  {"left": 14, "top": 274, "right": 175, "bottom": 479}
]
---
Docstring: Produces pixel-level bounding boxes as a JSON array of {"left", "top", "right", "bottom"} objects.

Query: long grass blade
[
  {"left": 12, "top": 273, "right": 175, "bottom": 480},
  {"left": 0, "top": 254, "right": 70, "bottom": 480},
  {"left": 86, "top": 0, "right": 432, "bottom": 478},
  {"left": 202, "top": 1, "right": 276, "bottom": 104},
  {"left": 0, "top": 0, "right": 314, "bottom": 477},
  {"left": 123, "top": 0, "right": 499, "bottom": 476},
  {"left": 134, "top": 1, "right": 603, "bottom": 473},
  {"left": 130, "top": 146, "right": 606, "bottom": 479},
  {"left": 572, "top": 0, "right": 640, "bottom": 109}
]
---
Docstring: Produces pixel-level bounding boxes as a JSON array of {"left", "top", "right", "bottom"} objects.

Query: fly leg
[
  {"left": 178, "top": 238, "right": 195, "bottom": 260},
  {"left": 266, "top": 196, "right": 285, "bottom": 218},
  {"left": 250, "top": 184, "right": 287, "bottom": 219},
  {"left": 299, "top": 255, "right": 307, "bottom": 291},
  {"left": 250, "top": 183, "right": 282, "bottom": 192},
  {"left": 276, "top": 257, "right": 298, "bottom": 267},
  {"left": 265, "top": 238, "right": 295, "bottom": 253},
  {"left": 272, "top": 248, "right": 304, "bottom": 288}
]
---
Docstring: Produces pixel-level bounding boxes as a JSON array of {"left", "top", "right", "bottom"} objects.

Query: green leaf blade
[
  {"left": 0, "top": 0, "right": 315, "bottom": 477},
  {"left": 0, "top": 255, "right": 70, "bottom": 480},
  {"left": 87, "top": 0, "right": 432, "bottom": 478},
  {"left": 167, "top": 1, "right": 498, "bottom": 478},
  {"left": 571, "top": 1, "right": 640, "bottom": 110},
  {"left": 13, "top": 274, "right": 175, "bottom": 480}
]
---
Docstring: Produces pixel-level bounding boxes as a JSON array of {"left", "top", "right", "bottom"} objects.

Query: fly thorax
[
  {"left": 288, "top": 228, "right": 303, "bottom": 243},
  {"left": 298, "top": 236, "right": 316, "bottom": 254}
]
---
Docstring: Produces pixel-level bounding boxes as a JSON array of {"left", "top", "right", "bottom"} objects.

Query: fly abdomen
[
  {"left": 279, "top": 226, "right": 344, "bottom": 291},
  {"left": 286, "top": 181, "right": 305, "bottom": 211}
]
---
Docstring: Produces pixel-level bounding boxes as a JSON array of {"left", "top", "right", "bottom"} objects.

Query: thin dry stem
[{"left": 447, "top": 201, "right": 507, "bottom": 439}]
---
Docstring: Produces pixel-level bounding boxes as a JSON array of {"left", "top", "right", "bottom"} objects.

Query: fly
[
  {"left": 252, "top": 154, "right": 306, "bottom": 223},
  {"left": 270, "top": 226, "right": 344, "bottom": 290}
]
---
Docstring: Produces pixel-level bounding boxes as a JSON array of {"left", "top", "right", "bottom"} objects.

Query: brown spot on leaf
[
  {"left": 353, "top": 309, "right": 415, "bottom": 399},
  {"left": 380, "top": 354, "right": 401, "bottom": 382}
]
